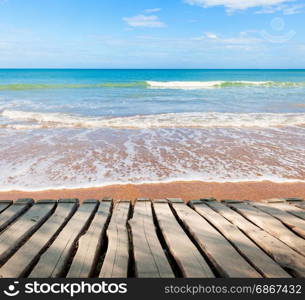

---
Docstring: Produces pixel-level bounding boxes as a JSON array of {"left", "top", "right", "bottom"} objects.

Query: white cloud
[
  {"left": 192, "top": 31, "right": 263, "bottom": 49},
  {"left": 123, "top": 15, "right": 166, "bottom": 28},
  {"left": 184, "top": 0, "right": 296, "bottom": 11},
  {"left": 256, "top": 3, "right": 305, "bottom": 14},
  {"left": 144, "top": 8, "right": 161, "bottom": 13},
  {"left": 282, "top": 3, "right": 305, "bottom": 14},
  {"left": 205, "top": 32, "right": 218, "bottom": 39}
]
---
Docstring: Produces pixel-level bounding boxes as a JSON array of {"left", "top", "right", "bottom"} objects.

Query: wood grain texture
[
  {"left": 153, "top": 200, "right": 214, "bottom": 278},
  {"left": 99, "top": 201, "right": 130, "bottom": 278},
  {"left": 0, "top": 201, "right": 12, "bottom": 214},
  {"left": 277, "top": 203, "right": 305, "bottom": 220},
  {"left": 191, "top": 201, "right": 290, "bottom": 278},
  {"left": 0, "top": 200, "right": 77, "bottom": 278},
  {"left": 206, "top": 201, "right": 305, "bottom": 277},
  {"left": 251, "top": 202, "right": 305, "bottom": 239},
  {"left": 129, "top": 200, "right": 174, "bottom": 278},
  {"left": 290, "top": 201, "right": 305, "bottom": 210},
  {"left": 67, "top": 200, "right": 112, "bottom": 278},
  {"left": 0, "top": 199, "right": 33, "bottom": 232},
  {"left": 228, "top": 202, "right": 305, "bottom": 256},
  {"left": 171, "top": 202, "right": 261, "bottom": 277},
  {"left": 29, "top": 199, "right": 98, "bottom": 278},
  {"left": 0, "top": 198, "right": 305, "bottom": 278},
  {"left": 0, "top": 200, "right": 55, "bottom": 265}
]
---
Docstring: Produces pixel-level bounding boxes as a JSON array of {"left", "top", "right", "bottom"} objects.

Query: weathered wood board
[
  {"left": 0, "top": 201, "right": 12, "bottom": 214},
  {"left": 171, "top": 201, "right": 261, "bottom": 277},
  {"left": 251, "top": 202, "right": 305, "bottom": 239},
  {"left": 29, "top": 199, "right": 98, "bottom": 278},
  {"left": 273, "top": 202, "right": 305, "bottom": 220},
  {"left": 153, "top": 200, "right": 214, "bottom": 278},
  {"left": 289, "top": 201, "right": 305, "bottom": 210},
  {"left": 129, "top": 199, "right": 174, "bottom": 278},
  {"left": 228, "top": 202, "right": 305, "bottom": 256},
  {"left": 191, "top": 201, "right": 290, "bottom": 278},
  {"left": 99, "top": 200, "right": 130, "bottom": 278},
  {"left": 0, "top": 198, "right": 304, "bottom": 278},
  {"left": 0, "top": 200, "right": 55, "bottom": 265},
  {"left": 0, "top": 199, "right": 34, "bottom": 232},
  {"left": 206, "top": 201, "right": 305, "bottom": 277},
  {"left": 67, "top": 199, "right": 112, "bottom": 278},
  {"left": 0, "top": 199, "right": 77, "bottom": 277}
]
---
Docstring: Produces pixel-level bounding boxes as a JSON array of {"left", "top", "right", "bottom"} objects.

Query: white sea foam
[
  {"left": 1, "top": 109, "right": 305, "bottom": 129},
  {"left": 147, "top": 80, "right": 271, "bottom": 89},
  {"left": 0, "top": 80, "right": 304, "bottom": 91},
  {"left": 1, "top": 127, "right": 305, "bottom": 191},
  {"left": 146, "top": 80, "right": 305, "bottom": 89}
]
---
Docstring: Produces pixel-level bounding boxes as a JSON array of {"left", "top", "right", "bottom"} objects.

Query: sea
[{"left": 1, "top": 69, "right": 305, "bottom": 191}]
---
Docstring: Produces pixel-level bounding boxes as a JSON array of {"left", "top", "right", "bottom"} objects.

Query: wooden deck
[{"left": 0, "top": 197, "right": 305, "bottom": 278}]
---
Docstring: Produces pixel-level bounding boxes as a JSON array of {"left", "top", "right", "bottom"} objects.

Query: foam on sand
[
  {"left": 1, "top": 109, "right": 305, "bottom": 129},
  {"left": 1, "top": 126, "right": 305, "bottom": 190}
]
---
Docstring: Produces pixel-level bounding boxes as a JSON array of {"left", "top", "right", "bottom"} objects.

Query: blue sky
[{"left": 0, "top": 0, "right": 305, "bottom": 68}]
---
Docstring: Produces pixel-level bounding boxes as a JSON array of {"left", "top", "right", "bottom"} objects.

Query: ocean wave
[
  {"left": 0, "top": 82, "right": 147, "bottom": 90},
  {"left": 0, "top": 80, "right": 305, "bottom": 90},
  {"left": 146, "top": 80, "right": 305, "bottom": 89},
  {"left": 2, "top": 109, "right": 305, "bottom": 129}
]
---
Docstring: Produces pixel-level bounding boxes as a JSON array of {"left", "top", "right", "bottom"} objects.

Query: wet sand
[{"left": 0, "top": 180, "right": 305, "bottom": 202}]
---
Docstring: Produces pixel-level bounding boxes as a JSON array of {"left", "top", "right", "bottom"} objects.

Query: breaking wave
[
  {"left": 2, "top": 109, "right": 305, "bottom": 129},
  {"left": 1, "top": 80, "right": 305, "bottom": 90},
  {"left": 146, "top": 80, "right": 305, "bottom": 89}
]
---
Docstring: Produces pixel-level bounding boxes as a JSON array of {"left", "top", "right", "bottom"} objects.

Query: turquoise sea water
[
  {"left": 1, "top": 69, "right": 305, "bottom": 118},
  {"left": 1, "top": 69, "right": 305, "bottom": 190}
]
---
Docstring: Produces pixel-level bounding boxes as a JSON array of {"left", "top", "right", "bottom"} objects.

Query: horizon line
[{"left": 1, "top": 68, "right": 305, "bottom": 70}]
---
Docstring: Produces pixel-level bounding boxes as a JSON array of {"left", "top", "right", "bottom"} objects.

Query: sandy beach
[{"left": 1, "top": 180, "right": 305, "bottom": 202}]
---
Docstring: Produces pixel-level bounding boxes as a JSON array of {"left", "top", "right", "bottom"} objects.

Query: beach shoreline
[{"left": 1, "top": 180, "right": 305, "bottom": 202}]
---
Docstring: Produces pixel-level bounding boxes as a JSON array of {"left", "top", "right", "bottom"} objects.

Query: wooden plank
[
  {"left": 171, "top": 201, "right": 261, "bottom": 277},
  {"left": 274, "top": 203, "right": 305, "bottom": 220},
  {"left": 0, "top": 200, "right": 55, "bottom": 265},
  {"left": 152, "top": 200, "right": 214, "bottom": 278},
  {"left": 0, "top": 199, "right": 77, "bottom": 278},
  {"left": 286, "top": 198, "right": 304, "bottom": 202},
  {"left": 67, "top": 200, "right": 112, "bottom": 278},
  {"left": 129, "top": 200, "right": 174, "bottom": 278},
  {"left": 206, "top": 201, "right": 305, "bottom": 277},
  {"left": 99, "top": 200, "right": 130, "bottom": 278},
  {"left": 0, "top": 201, "right": 12, "bottom": 214},
  {"left": 0, "top": 199, "right": 34, "bottom": 232},
  {"left": 251, "top": 202, "right": 305, "bottom": 239},
  {"left": 259, "top": 200, "right": 305, "bottom": 218},
  {"left": 290, "top": 201, "right": 305, "bottom": 210},
  {"left": 191, "top": 201, "right": 290, "bottom": 278},
  {"left": 262, "top": 198, "right": 286, "bottom": 203},
  {"left": 167, "top": 198, "right": 184, "bottom": 203},
  {"left": 29, "top": 199, "right": 98, "bottom": 278},
  {"left": 228, "top": 202, "right": 305, "bottom": 257}
]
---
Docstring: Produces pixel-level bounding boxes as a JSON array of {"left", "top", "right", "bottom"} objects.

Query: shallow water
[{"left": 1, "top": 69, "right": 305, "bottom": 190}]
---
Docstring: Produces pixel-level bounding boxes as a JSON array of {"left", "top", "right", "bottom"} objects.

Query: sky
[{"left": 0, "top": 0, "right": 305, "bottom": 68}]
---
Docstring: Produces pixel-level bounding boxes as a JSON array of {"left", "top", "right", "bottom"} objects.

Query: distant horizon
[{"left": 1, "top": 68, "right": 305, "bottom": 70}]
